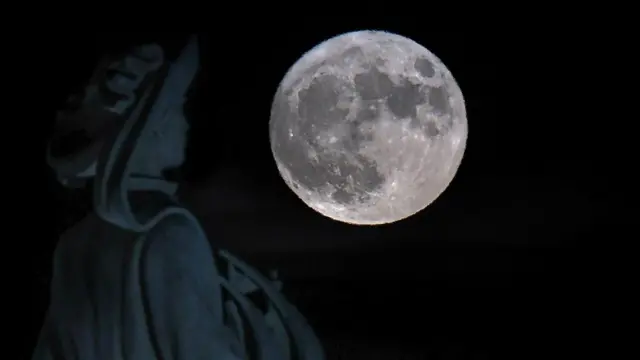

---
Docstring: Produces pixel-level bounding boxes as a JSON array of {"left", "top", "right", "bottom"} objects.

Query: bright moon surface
[{"left": 269, "top": 31, "right": 467, "bottom": 225}]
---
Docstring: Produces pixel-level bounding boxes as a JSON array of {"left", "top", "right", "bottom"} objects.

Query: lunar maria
[{"left": 269, "top": 30, "right": 468, "bottom": 225}]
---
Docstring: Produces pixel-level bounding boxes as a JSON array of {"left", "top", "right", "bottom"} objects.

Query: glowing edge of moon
[{"left": 270, "top": 30, "right": 468, "bottom": 225}]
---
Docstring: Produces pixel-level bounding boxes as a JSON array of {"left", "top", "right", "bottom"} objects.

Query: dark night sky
[{"left": 29, "top": 27, "right": 617, "bottom": 358}]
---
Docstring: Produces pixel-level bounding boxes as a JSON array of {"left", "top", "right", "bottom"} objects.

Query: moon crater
[{"left": 270, "top": 31, "right": 467, "bottom": 225}]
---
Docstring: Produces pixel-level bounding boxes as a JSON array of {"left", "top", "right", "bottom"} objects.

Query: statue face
[{"left": 130, "top": 108, "right": 190, "bottom": 178}]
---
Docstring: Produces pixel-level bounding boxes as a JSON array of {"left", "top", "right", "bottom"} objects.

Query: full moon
[{"left": 269, "top": 31, "right": 467, "bottom": 225}]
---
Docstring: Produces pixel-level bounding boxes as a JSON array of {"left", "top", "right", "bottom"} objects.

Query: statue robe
[{"left": 33, "top": 211, "right": 243, "bottom": 360}]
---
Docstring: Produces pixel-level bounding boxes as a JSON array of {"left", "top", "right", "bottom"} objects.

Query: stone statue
[{"left": 34, "top": 35, "right": 325, "bottom": 360}]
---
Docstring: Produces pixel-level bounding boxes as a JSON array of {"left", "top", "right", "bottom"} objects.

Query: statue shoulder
[
  {"left": 142, "top": 208, "right": 211, "bottom": 258},
  {"left": 146, "top": 208, "right": 202, "bottom": 238}
]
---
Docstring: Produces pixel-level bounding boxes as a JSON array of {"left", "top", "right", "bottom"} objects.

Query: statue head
[
  {"left": 47, "top": 40, "right": 195, "bottom": 190},
  {"left": 48, "top": 37, "right": 201, "bottom": 231}
]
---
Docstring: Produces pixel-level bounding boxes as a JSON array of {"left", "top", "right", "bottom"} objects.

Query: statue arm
[{"left": 140, "top": 214, "right": 241, "bottom": 359}]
